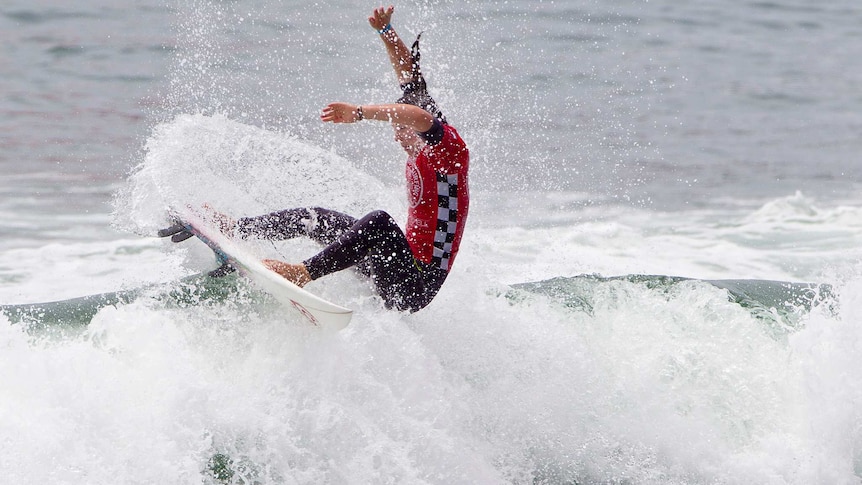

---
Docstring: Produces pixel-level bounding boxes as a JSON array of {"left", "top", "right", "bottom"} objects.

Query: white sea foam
[
  {"left": 4, "top": 0, "right": 862, "bottom": 481},
  {"left": 2, "top": 252, "right": 861, "bottom": 483}
]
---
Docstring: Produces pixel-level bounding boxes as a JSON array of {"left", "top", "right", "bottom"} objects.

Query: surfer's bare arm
[
  {"left": 321, "top": 102, "right": 433, "bottom": 132},
  {"left": 368, "top": 5, "right": 415, "bottom": 85}
]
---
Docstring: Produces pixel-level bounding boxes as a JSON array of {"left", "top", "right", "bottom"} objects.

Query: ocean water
[{"left": 2, "top": 0, "right": 862, "bottom": 483}]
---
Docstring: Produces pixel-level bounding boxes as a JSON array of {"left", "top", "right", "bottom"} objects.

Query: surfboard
[{"left": 163, "top": 208, "right": 353, "bottom": 330}]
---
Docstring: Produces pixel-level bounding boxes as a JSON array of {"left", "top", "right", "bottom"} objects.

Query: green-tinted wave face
[
  {"left": 0, "top": 272, "right": 244, "bottom": 329},
  {"left": 509, "top": 274, "right": 836, "bottom": 337}
]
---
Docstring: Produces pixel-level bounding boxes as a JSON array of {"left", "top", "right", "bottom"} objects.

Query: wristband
[
  {"left": 377, "top": 23, "right": 392, "bottom": 35},
  {"left": 356, "top": 106, "right": 364, "bottom": 121}
]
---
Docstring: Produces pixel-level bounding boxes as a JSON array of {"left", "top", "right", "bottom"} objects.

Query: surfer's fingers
[
  {"left": 369, "top": 6, "right": 391, "bottom": 29},
  {"left": 369, "top": 10, "right": 382, "bottom": 27},
  {"left": 321, "top": 107, "right": 348, "bottom": 123}
]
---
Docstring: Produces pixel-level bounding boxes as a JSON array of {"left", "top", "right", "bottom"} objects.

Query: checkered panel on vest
[{"left": 433, "top": 173, "right": 459, "bottom": 270}]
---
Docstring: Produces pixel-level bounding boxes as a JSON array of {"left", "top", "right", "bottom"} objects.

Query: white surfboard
[{"left": 171, "top": 209, "right": 353, "bottom": 330}]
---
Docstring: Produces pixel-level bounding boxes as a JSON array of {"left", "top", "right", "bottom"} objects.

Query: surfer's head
[
  {"left": 398, "top": 81, "right": 446, "bottom": 124},
  {"left": 397, "top": 33, "right": 447, "bottom": 124},
  {"left": 392, "top": 123, "right": 422, "bottom": 155}
]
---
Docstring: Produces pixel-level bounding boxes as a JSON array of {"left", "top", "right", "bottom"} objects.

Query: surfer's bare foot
[{"left": 263, "top": 259, "right": 312, "bottom": 287}]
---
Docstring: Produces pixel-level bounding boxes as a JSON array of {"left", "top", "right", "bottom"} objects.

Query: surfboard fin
[
  {"left": 171, "top": 231, "right": 194, "bottom": 242},
  {"left": 157, "top": 222, "right": 184, "bottom": 237},
  {"left": 157, "top": 222, "right": 193, "bottom": 243},
  {"left": 208, "top": 262, "right": 236, "bottom": 278}
]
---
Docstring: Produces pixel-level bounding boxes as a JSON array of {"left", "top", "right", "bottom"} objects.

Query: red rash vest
[{"left": 405, "top": 122, "right": 470, "bottom": 271}]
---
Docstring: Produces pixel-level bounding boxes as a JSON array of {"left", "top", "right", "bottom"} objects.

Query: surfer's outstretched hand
[{"left": 321, "top": 103, "right": 361, "bottom": 124}]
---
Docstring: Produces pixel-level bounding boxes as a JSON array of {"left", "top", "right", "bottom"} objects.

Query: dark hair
[{"left": 397, "top": 34, "right": 447, "bottom": 124}]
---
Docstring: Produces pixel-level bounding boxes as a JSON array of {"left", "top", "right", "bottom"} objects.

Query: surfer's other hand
[
  {"left": 368, "top": 5, "right": 394, "bottom": 31},
  {"left": 263, "top": 259, "right": 312, "bottom": 287}
]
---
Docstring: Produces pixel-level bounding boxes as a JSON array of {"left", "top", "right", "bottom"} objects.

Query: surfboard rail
[{"left": 172, "top": 208, "right": 353, "bottom": 330}]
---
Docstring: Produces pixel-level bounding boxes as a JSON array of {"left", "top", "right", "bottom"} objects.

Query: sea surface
[{"left": 2, "top": 0, "right": 862, "bottom": 483}]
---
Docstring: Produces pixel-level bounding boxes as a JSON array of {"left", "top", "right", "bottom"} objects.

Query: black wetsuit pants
[{"left": 237, "top": 208, "right": 447, "bottom": 313}]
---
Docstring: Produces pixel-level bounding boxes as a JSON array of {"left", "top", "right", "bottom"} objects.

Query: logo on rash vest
[{"left": 406, "top": 159, "right": 423, "bottom": 208}]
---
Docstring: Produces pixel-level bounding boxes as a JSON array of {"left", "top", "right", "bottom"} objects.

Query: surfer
[{"left": 231, "top": 5, "right": 469, "bottom": 313}]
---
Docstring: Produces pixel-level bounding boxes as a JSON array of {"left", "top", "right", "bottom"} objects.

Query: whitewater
[{"left": 2, "top": 0, "right": 862, "bottom": 483}]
